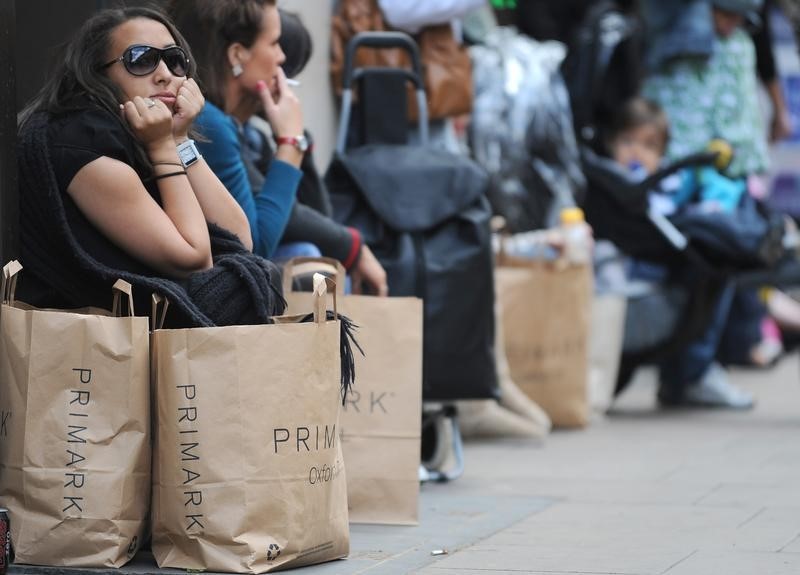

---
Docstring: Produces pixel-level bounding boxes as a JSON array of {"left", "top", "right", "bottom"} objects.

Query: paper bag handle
[
  {"left": 111, "top": 279, "right": 135, "bottom": 317},
  {"left": 312, "top": 273, "right": 339, "bottom": 324},
  {"left": 150, "top": 293, "right": 169, "bottom": 330},
  {"left": 1, "top": 260, "right": 23, "bottom": 306},
  {"left": 283, "top": 257, "right": 346, "bottom": 297}
]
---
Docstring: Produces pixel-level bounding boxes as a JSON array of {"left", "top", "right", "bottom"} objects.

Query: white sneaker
[{"left": 682, "top": 363, "right": 755, "bottom": 410}]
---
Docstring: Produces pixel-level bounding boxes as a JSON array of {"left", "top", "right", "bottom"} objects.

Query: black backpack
[{"left": 325, "top": 145, "right": 498, "bottom": 401}]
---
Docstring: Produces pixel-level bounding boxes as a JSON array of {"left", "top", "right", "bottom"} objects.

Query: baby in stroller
[
  {"left": 604, "top": 97, "right": 756, "bottom": 408},
  {"left": 607, "top": 98, "right": 746, "bottom": 220}
]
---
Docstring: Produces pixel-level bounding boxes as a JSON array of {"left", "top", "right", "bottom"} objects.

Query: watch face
[
  {"left": 178, "top": 147, "right": 194, "bottom": 164},
  {"left": 177, "top": 140, "right": 199, "bottom": 166},
  {"left": 276, "top": 136, "right": 309, "bottom": 152}
]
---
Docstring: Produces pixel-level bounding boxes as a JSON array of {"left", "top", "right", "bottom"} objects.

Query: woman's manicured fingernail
[{"left": 256, "top": 80, "right": 266, "bottom": 92}]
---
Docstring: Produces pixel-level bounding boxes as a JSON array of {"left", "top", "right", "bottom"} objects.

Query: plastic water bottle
[{"left": 560, "top": 207, "right": 592, "bottom": 264}]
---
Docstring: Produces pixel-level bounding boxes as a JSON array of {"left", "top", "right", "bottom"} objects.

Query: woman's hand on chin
[
  {"left": 172, "top": 78, "right": 205, "bottom": 142},
  {"left": 121, "top": 96, "right": 175, "bottom": 151}
]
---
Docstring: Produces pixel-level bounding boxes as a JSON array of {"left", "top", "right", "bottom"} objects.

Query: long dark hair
[
  {"left": 167, "top": 0, "right": 275, "bottom": 110},
  {"left": 18, "top": 6, "right": 197, "bottom": 168}
]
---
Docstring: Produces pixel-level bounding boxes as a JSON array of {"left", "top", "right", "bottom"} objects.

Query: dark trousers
[{"left": 659, "top": 282, "right": 736, "bottom": 395}]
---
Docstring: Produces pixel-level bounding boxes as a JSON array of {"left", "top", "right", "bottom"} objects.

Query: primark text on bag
[{"left": 0, "top": 262, "right": 150, "bottom": 568}]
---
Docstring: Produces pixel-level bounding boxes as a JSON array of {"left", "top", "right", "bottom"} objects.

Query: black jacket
[
  {"left": 17, "top": 111, "right": 285, "bottom": 328},
  {"left": 240, "top": 121, "right": 362, "bottom": 268}
]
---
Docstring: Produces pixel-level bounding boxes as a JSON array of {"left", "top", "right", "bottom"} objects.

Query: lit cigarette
[{"left": 286, "top": 78, "right": 301, "bottom": 87}]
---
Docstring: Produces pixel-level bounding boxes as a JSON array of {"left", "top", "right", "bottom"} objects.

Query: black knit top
[{"left": 46, "top": 103, "right": 158, "bottom": 278}]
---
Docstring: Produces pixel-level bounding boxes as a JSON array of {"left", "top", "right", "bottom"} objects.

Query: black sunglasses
[{"left": 101, "top": 44, "right": 189, "bottom": 77}]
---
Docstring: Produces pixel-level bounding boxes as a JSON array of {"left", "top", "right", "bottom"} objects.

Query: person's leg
[
  {"left": 717, "top": 288, "right": 780, "bottom": 367},
  {"left": 660, "top": 283, "right": 736, "bottom": 396},
  {"left": 765, "top": 288, "right": 800, "bottom": 332},
  {"left": 658, "top": 282, "right": 753, "bottom": 408},
  {"left": 271, "top": 242, "right": 322, "bottom": 263}
]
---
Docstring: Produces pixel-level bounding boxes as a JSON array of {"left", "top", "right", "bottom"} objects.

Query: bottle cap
[{"left": 560, "top": 207, "right": 585, "bottom": 225}]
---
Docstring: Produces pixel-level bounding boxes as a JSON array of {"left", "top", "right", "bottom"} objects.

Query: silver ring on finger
[{"left": 144, "top": 98, "right": 156, "bottom": 108}]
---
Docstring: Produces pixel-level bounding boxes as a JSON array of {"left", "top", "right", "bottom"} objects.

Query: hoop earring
[{"left": 232, "top": 63, "right": 243, "bottom": 78}]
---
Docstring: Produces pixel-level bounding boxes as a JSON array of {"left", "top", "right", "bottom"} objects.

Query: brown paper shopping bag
[
  {"left": 283, "top": 258, "right": 422, "bottom": 525},
  {"left": 0, "top": 262, "right": 150, "bottom": 567},
  {"left": 495, "top": 254, "right": 593, "bottom": 428},
  {"left": 151, "top": 275, "right": 349, "bottom": 573},
  {"left": 588, "top": 294, "right": 627, "bottom": 414}
]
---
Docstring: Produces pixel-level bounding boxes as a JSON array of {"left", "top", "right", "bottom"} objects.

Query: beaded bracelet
[{"left": 154, "top": 170, "right": 187, "bottom": 181}]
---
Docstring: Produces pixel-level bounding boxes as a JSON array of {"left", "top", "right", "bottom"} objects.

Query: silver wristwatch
[{"left": 176, "top": 139, "right": 202, "bottom": 168}]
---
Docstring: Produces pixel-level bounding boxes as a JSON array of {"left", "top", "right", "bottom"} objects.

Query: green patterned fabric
[{"left": 643, "top": 29, "right": 769, "bottom": 177}]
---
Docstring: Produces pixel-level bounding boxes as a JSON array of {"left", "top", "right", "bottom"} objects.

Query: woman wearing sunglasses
[
  {"left": 168, "top": 0, "right": 388, "bottom": 295},
  {"left": 16, "top": 7, "right": 287, "bottom": 326}
]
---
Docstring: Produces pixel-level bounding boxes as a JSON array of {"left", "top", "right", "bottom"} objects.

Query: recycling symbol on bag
[
  {"left": 127, "top": 536, "right": 138, "bottom": 556},
  {"left": 267, "top": 543, "right": 282, "bottom": 561}
]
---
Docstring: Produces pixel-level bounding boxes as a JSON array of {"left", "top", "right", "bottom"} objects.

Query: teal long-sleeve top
[{"left": 195, "top": 101, "right": 301, "bottom": 258}]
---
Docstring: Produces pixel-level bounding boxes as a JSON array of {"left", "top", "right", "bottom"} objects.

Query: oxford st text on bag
[{"left": 283, "top": 258, "right": 422, "bottom": 525}]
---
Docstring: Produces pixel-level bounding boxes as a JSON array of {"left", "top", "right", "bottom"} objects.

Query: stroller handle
[
  {"left": 637, "top": 151, "right": 720, "bottom": 251},
  {"left": 636, "top": 151, "right": 719, "bottom": 195},
  {"left": 342, "top": 32, "right": 425, "bottom": 88},
  {"left": 635, "top": 151, "right": 722, "bottom": 252},
  {"left": 337, "top": 32, "right": 429, "bottom": 153}
]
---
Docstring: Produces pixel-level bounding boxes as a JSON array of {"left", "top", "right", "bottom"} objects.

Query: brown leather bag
[{"left": 331, "top": 0, "right": 473, "bottom": 121}]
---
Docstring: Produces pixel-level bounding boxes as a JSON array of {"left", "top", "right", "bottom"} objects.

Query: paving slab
[
  {"left": 783, "top": 534, "right": 800, "bottom": 553},
  {"left": 705, "top": 507, "right": 800, "bottom": 553},
  {"left": 662, "top": 550, "right": 800, "bottom": 575},
  {"left": 416, "top": 543, "right": 692, "bottom": 575},
  {"left": 449, "top": 475, "right": 716, "bottom": 506},
  {"left": 695, "top": 482, "right": 800, "bottom": 508},
  {"left": 422, "top": 571, "right": 618, "bottom": 575},
  {"left": 483, "top": 502, "right": 756, "bottom": 548}
]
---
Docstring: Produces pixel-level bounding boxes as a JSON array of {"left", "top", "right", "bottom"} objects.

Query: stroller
[
  {"left": 565, "top": 1, "right": 800, "bottom": 393},
  {"left": 582, "top": 148, "right": 794, "bottom": 393},
  {"left": 325, "top": 32, "right": 498, "bottom": 481}
]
